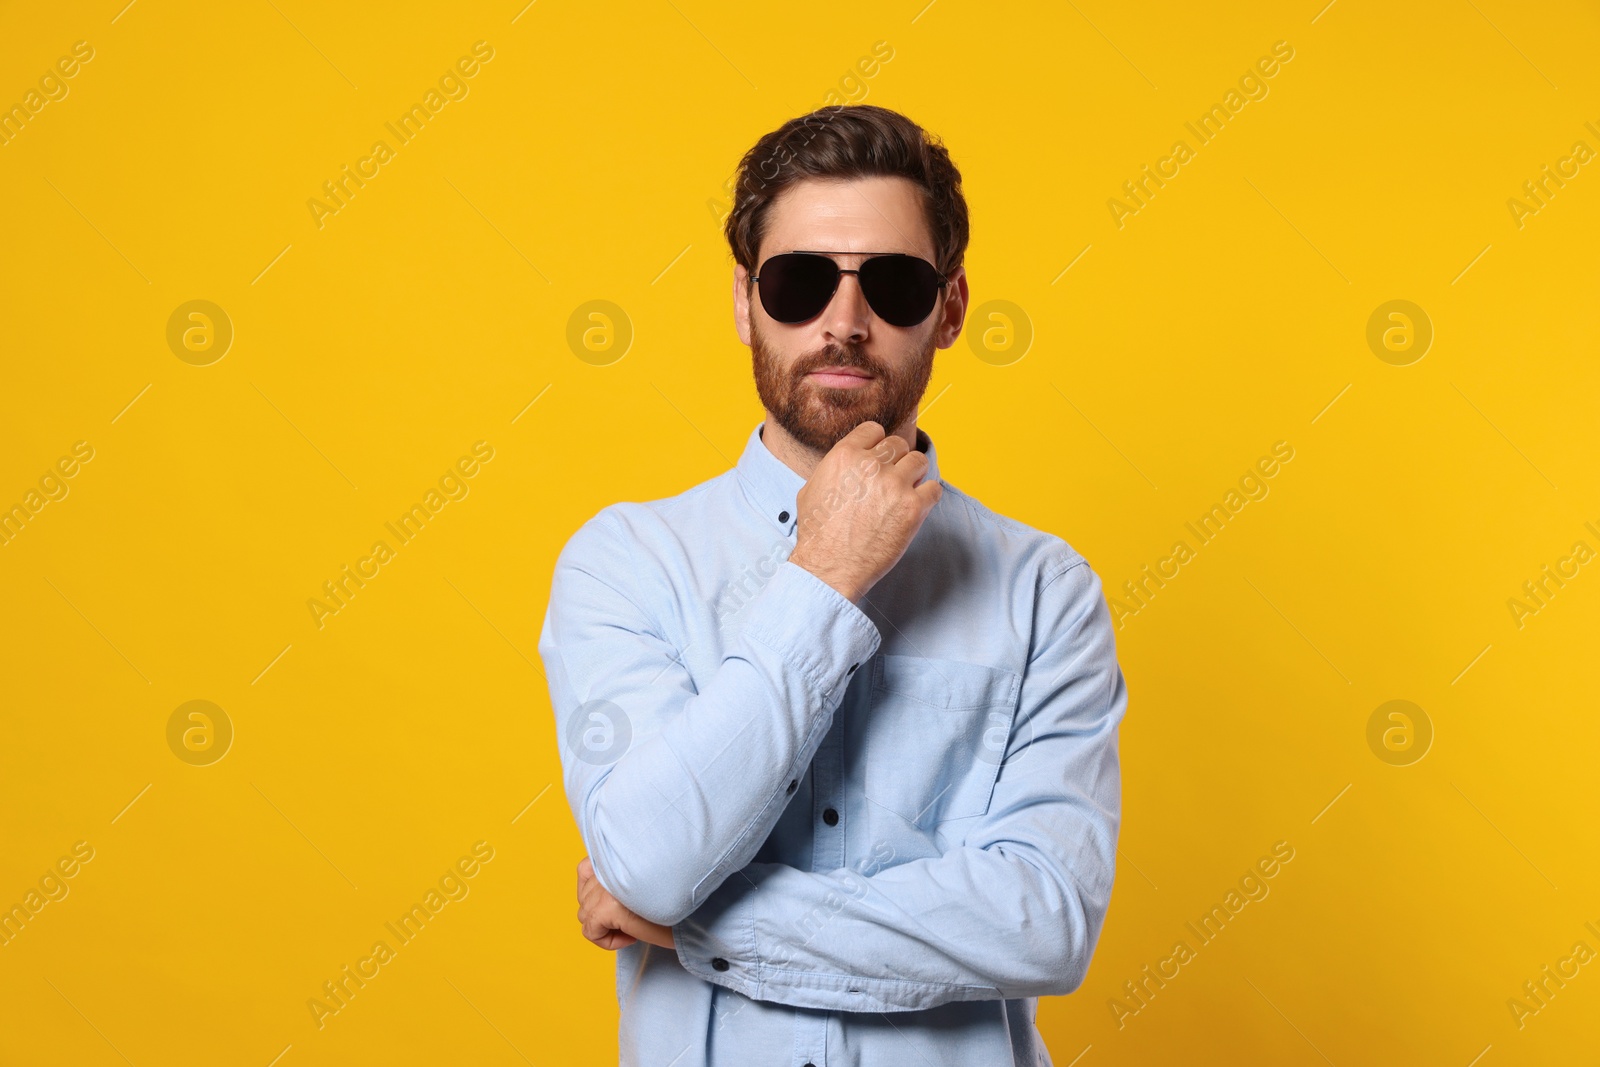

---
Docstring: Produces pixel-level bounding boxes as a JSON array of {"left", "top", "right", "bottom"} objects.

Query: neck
[{"left": 760, "top": 414, "right": 919, "bottom": 480}]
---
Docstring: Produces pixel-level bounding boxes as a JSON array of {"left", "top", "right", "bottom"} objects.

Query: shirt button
[
  {"left": 778, "top": 510, "right": 790, "bottom": 523},
  {"left": 822, "top": 807, "right": 839, "bottom": 826},
  {"left": 786, "top": 778, "right": 798, "bottom": 795},
  {"left": 711, "top": 957, "right": 730, "bottom": 971}
]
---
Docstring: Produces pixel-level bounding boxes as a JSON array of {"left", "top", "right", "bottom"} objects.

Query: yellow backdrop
[{"left": 2, "top": 1, "right": 1597, "bottom": 1063}]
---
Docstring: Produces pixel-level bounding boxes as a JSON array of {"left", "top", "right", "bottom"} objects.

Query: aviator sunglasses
[{"left": 753, "top": 251, "right": 948, "bottom": 328}]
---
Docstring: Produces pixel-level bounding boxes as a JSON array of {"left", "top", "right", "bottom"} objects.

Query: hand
[
  {"left": 576, "top": 856, "right": 675, "bottom": 951},
  {"left": 787, "top": 421, "right": 942, "bottom": 603}
]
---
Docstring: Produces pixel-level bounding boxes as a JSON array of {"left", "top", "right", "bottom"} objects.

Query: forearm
[
  {"left": 544, "top": 553, "right": 880, "bottom": 926},
  {"left": 671, "top": 835, "right": 1115, "bottom": 1012},
  {"left": 576, "top": 635, "right": 842, "bottom": 924}
]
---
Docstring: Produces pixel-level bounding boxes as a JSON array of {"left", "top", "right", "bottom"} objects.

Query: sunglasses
[{"left": 752, "top": 251, "right": 948, "bottom": 328}]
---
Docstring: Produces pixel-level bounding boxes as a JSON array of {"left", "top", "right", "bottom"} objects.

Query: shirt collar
[{"left": 735, "top": 420, "right": 941, "bottom": 537}]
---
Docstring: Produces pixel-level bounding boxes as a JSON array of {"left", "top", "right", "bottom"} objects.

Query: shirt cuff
[
  {"left": 740, "top": 560, "right": 882, "bottom": 696},
  {"left": 672, "top": 875, "right": 756, "bottom": 990},
  {"left": 672, "top": 869, "right": 996, "bottom": 1012}
]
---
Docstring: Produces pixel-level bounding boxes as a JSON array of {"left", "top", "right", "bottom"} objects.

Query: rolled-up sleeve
[
  {"left": 672, "top": 557, "right": 1127, "bottom": 1011},
  {"left": 538, "top": 509, "right": 882, "bottom": 926}
]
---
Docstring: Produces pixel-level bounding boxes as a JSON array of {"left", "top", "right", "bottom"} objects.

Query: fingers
[
  {"left": 578, "top": 885, "right": 616, "bottom": 943},
  {"left": 577, "top": 876, "right": 606, "bottom": 929},
  {"left": 859, "top": 435, "right": 911, "bottom": 489},
  {"left": 890, "top": 446, "right": 927, "bottom": 474},
  {"left": 886, "top": 446, "right": 931, "bottom": 491},
  {"left": 577, "top": 872, "right": 627, "bottom": 931},
  {"left": 595, "top": 929, "right": 637, "bottom": 951},
  {"left": 578, "top": 874, "right": 608, "bottom": 913},
  {"left": 869, "top": 433, "right": 910, "bottom": 466},
  {"left": 577, "top": 876, "right": 643, "bottom": 951},
  {"left": 843, "top": 420, "right": 885, "bottom": 449},
  {"left": 582, "top": 912, "right": 623, "bottom": 945}
]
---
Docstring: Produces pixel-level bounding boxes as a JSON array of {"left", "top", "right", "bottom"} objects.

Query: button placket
[
  {"left": 792, "top": 1006, "right": 828, "bottom": 1067},
  {"left": 810, "top": 691, "right": 847, "bottom": 871}
]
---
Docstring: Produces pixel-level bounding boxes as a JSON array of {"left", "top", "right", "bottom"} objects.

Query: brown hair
[{"left": 724, "top": 104, "right": 969, "bottom": 282}]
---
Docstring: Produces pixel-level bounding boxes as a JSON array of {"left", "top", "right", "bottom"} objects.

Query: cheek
[
  {"left": 757, "top": 328, "right": 807, "bottom": 381},
  {"left": 887, "top": 329, "right": 938, "bottom": 380}
]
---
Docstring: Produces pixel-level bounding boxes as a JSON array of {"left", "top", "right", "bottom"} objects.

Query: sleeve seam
[{"left": 1040, "top": 554, "right": 1089, "bottom": 594}]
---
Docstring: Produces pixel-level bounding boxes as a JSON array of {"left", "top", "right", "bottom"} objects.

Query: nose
[{"left": 821, "top": 271, "right": 871, "bottom": 345}]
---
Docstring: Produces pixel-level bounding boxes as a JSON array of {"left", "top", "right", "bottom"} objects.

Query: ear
[
  {"left": 933, "top": 266, "right": 968, "bottom": 350},
  {"left": 733, "top": 264, "right": 753, "bottom": 346}
]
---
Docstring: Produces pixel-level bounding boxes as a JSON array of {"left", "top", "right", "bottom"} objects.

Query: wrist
[{"left": 790, "top": 554, "right": 859, "bottom": 604}]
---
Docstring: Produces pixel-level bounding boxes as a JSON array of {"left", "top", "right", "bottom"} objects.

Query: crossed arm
[{"left": 543, "top": 512, "right": 1126, "bottom": 1010}]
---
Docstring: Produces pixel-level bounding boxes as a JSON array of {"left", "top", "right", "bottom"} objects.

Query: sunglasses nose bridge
[{"left": 821, "top": 268, "right": 873, "bottom": 335}]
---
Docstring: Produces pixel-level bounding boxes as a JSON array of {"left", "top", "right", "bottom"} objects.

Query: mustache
[{"left": 793, "top": 345, "right": 882, "bottom": 377}]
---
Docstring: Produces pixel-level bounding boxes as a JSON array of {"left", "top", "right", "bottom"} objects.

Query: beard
[{"left": 750, "top": 316, "right": 937, "bottom": 455}]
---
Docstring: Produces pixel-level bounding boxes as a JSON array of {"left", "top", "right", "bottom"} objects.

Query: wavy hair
[{"left": 724, "top": 104, "right": 969, "bottom": 282}]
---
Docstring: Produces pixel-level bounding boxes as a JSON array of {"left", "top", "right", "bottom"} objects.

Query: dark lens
[
  {"left": 858, "top": 255, "right": 942, "bottom": 327},
  {"left": 756, "top": 254, "right": 840, "bottom": 324}
]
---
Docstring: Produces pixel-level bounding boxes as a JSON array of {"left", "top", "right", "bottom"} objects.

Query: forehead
[{"left": 758, "top": 175, "right": 934, "bottom": 262}]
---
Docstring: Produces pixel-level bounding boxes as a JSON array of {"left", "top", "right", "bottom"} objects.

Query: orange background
[{"left": 1, "top": 1, "right": 1597, "bottom": 1063}]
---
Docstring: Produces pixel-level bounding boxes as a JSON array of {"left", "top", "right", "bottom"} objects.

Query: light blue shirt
[{"left": 539, "top": 420, "right": 1127, "bottom": 1066}]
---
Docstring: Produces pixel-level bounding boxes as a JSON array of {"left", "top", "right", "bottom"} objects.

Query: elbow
[
  {"left": 1028, "top": 845, "right": 1115, "bottom": 997},
  {"left": 1001, "top": 937, "right": 1091, "bottom": 999},
  {"left": 1007, "top": 930, "right": 1095, "bottom": 999},
  {"left": 619, "top": 880, "right": 698, "bottom": 928},
  {"left": 1057, "top": 896, "right": 1110, "bottom": 995},
  {"left": 582, "top": 818, "right": 701, "bottom": 927},
  {"left": 1040, "top": 948, "right": 1093, "bottom": 997},
  {"left": 1003, "top": 884, "right": 1106, "bottom": 998}
]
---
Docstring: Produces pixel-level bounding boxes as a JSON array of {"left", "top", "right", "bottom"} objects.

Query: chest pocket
[{"left": 863, "top": 653, "right": 1023, "bottom": 827}]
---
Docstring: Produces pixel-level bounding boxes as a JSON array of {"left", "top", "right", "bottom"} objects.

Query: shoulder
[
  {"left": 935, "top": 478, "right": 1092, "bottom": 590},
  {"left": 935, "top": 482, "right": 1120, "bottom": 690},
  {"left": 554, "top": 470, "right": 733, "bottom": 572}
]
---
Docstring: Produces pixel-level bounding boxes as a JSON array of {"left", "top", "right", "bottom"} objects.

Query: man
[{"left": 539, "top": 104, "right": 1127, "bottom": 1066}]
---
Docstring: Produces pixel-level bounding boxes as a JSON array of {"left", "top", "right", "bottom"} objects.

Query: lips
[{"left": 805, "top": 366, "right": 874, "bottom": 389}]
